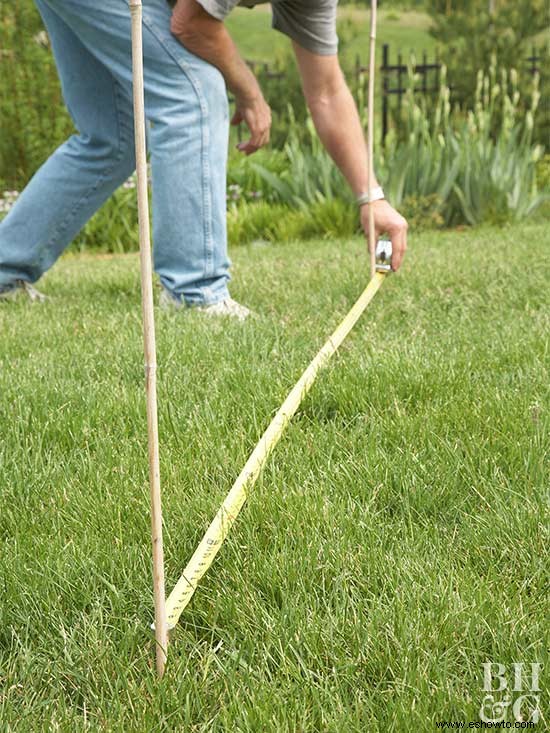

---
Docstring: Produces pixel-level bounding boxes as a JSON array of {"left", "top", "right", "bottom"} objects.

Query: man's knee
[{"left": 63, "top": 133, "right": 135, "bottom": 173}]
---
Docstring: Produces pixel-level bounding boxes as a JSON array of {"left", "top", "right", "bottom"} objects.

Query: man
[{"left": 0, "top": 0, "right": 407, "bottom": 319}]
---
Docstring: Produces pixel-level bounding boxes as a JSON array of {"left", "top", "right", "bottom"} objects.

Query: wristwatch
[{"left": 356, "top": 187, "right": 385, "bottom": 206}]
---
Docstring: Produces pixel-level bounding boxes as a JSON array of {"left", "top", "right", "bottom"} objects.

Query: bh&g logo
[{"left": 480, "top": 662, "right": 542, "bottom": 724}]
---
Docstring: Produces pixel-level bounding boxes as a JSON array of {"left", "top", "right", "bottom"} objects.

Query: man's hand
[
  {"left": 170, "top": 0, "right": 271, "bottom": 154},
  {"left": 360, "top": 200, "right": 408, "bottom": 272},
  {"left": 231, "top": 95, "right": 271, "bottom": 155}
]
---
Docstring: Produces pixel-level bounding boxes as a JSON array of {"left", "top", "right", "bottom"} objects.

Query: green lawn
[
  {"left": 227, "top": 5, "right": 436, "bottom": 66},
  {"left": 0, "top": 223, "right": 548, "bottom": 731}
]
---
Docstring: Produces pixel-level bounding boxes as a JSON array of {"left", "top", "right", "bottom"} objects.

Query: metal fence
[
  {"left": 355, "top": 44, "right": 442, "bottom": 144},
  {"left": 237, "top": 44, "right": 545, "bottom": 145}
]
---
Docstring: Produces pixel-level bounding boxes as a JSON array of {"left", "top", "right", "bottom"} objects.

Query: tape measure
[{"left": 159, "top": 271, "right": 387, "bottom": 631}]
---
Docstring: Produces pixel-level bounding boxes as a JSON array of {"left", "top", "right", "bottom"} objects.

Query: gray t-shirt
[{"left": 196, "top": 0, "right": 338, "bottom": 56}]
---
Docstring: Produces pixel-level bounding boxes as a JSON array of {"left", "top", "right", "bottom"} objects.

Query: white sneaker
[
  {"left": 0, "top": 280, "right": 46, "bottom": 302},
  {"left": 196, "top": 297, "right": 251, "bottom": 321},
  {"left": 159, "top": 288, "right": 251, "bottom": 321},
  {"left": 159, "top": 288, "right": 182, "bottom": 310}
]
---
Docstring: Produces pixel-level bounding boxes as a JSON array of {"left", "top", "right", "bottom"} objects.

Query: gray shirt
[{"left": 196, "top": 0, "right": 338, "bottom": 56}]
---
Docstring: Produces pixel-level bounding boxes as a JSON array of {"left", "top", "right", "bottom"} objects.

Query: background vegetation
[{"left": 0, "top": 2, "right": 548, "bottom": 242}]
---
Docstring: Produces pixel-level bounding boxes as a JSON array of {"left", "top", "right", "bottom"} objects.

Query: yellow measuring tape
[{"left": 163, "top": 271, "right": 386, "bottom": 630}]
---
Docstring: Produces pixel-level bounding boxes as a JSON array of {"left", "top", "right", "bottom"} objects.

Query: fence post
[
  {"left": 422, "top": 51, "right": 428, "bottom": 94},
  {"left": 378, "top": 44, "right": 445, "bottom": 142},
  {"left": 529, "top": 45, "right": 539, "bottom": 75},
  {"left": 382, "top": 43, "right": 389, "bottom": 145},
  {"left": 397, "top": 51, "right": 403, "bottom": 115}
]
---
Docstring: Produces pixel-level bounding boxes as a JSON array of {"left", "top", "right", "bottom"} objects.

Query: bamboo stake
[
  {"left": 163, "top": 272, "right": 386, "bottom": 630},
  {"left": 367, "top": 0, "right": 378, "bottom": 279},
  {"left": 129, "top": 0, "right": 168, "bottom": 677}
]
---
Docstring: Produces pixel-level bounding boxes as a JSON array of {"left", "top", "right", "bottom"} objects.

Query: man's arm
[
  {"left": 170, "top": 0, "right": 271, "bottom": 154},
  {"left": 293, "top": 43, "right": 408, "bottom": 271}
]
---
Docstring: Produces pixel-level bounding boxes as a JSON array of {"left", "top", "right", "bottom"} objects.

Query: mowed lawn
[
  {"left": 226, "top": 5, "right": 436, "bottom": 63},
  {"left": 0, "top": 222, "right": 548, "bottom": 731}
]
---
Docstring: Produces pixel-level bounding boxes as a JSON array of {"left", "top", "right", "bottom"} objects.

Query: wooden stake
[
  {"left": 367, "top": 0, "right": 378, "bottom": 279},
  {"left": 129, "top": 0, "right": 168, "bottom": 678}
]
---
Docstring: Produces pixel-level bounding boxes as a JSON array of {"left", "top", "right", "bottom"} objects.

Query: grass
[
  {"left": 226, "top": 4, "right": 436, "bottom": 65},
  {"left": 0, "top": 222, "right": 548, "bottom": 731}
]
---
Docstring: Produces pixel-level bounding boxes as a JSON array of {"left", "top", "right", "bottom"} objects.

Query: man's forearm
[
  {"left": 294, "top": 47, "right": 407, "bottom": 269},
  {"left": 170, "top": 2, "right": 259, "bottom": 101},
  {"left": 171, "top": 1, "right": 271, "bottom": 154},
  {"left": 306, "top": 82, "right": 380, "bottom": 197}
]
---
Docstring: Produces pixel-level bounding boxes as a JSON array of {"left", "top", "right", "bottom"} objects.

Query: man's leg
[
  {"left": 0, "top": 1, "right": 136, "bottom": 290},
  {"left": 141, "top": 1, "right": 232, "bottom": 305},
  {"left": 20, "top": 0, "right": 231, "bottom": 306}
]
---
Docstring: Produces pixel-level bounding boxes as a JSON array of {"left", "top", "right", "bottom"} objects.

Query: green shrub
[
  {"left": 303, "top": 198, "right": 358, "bottom": 239},
  {"left": 452, "top": 68, "right": 546, "bottom": 225},
  {"left": 250, "top": 110, "right": 352, "bottom": 209},
  {"left": 228, "top": 200, "right": 288, "bottom": 245},
  {"left": 1, "top": 4, "right": 546, "bottom": 248},
  {"left": 252, "top": 61, "right": 546, "bottom": 229},
  {"left": 228, "top": 197, "right": 358, "bottom": 247},
  {"left": 383, "top": 62, "right": 547, "bottom": 225},
  {"left": 427, "top": 0, "right": 548, "bottom": 146},
  {"left": 227, "top": 148, "right": 288, "bottom": 204},
  {"left": 535, "top": 154, "right": 550, "bottom": 192},
  {"left": 376, "top": 73, "right": 461, "bottom": 223},
  {"left": 400, "top": 194, "right": 445, "bottom": 230},
  {"left": 0, "top": 2, "right": 74, "bottom": 188}
]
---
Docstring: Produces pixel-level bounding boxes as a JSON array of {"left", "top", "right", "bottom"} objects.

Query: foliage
[
  {"left": 1, "top": 1, "right": 546, "bottom": 246},
  {"left": 399, "top": 194, "right": 445, "bottom": 230},
  {"left": 451, "top": 77, "right": 545, "bottom": 225},
  {"left": 228, "top": 200, "right": 290, "bottom": 244},
  {"left": 376, "top": 70, "right": 460, "bottom": 222},
  {"left": 0, "top": 174, "right": 358, "bottom": 252},
  {"left": 248, "top": 62, "right": 546, "bottom": 229},
  {"left": 339, "top": 0, "right": 426, "bottom": 6},
  {"left": 385, "top": 63, "right": 546, "bottom": 225},
  {"left": 536, "top": 154, "right": 550, "bottom": 192},
  {"left": 2, "top": 57, "right": 544, "bottom": 249},
  {"left": 426, "top": 0, "right": 549, "bottom": 144},
  {"left": 0, "top": 0, "right": 437, "bottom": 190},
  {"left": 250, "top": 109, "right": 353, "bottom": 210},
  {"left": 535, "top": 154, "right": 550, "bottom": 220},
  {"left": 228, "top": 198, "right": 357, "bottom": 246},
  {"left": 0, "top": 2, "right": 74, "bottom": 189},
  {"left": 227, "top": 148, "right": 288, "bottom": 204}
]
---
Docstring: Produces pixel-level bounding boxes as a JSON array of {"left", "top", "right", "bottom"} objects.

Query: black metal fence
[
  {"left": 526, "top": 45, "right": 544, "bottom": 76},
  {"left": 355, "top": 44, "right": 442, "bottom": 144},
  {"left": 232, "top": 44, "right": 545, "bottom": 144}
]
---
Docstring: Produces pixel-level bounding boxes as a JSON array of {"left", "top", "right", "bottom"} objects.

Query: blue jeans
[{"left": 0, "top": 0, "right": 231, "bottom": 305}]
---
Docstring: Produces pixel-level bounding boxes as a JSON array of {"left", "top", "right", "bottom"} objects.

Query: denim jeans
[{"left": 0, "top": 0, "right": 231, "bottom": 305}]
